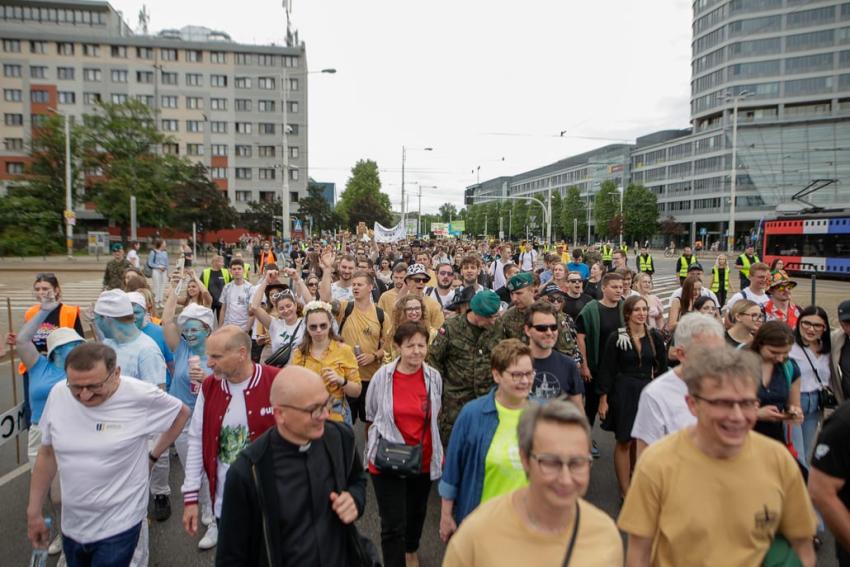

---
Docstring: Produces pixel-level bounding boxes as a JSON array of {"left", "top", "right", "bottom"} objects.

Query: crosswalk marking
[{"left": 0, "top": 279, "right": 104, "bottom": 311}]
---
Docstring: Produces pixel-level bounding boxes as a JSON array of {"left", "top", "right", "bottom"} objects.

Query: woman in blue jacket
[{"left": 438, "top": 339, "right": 533, "bottom": 542}]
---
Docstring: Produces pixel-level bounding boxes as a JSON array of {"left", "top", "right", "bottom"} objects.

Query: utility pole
[
  {"left": 725, "top": 90, "right": 751, "bottom": 253},
  {"left": 484, "top": 214, "right": 488, "bottom": 238},
  {"left": 281, "top": 66, "right": 291, "bottom": 242},
  {"left": 546, "top": 186, "right": 553, "bottom": 245},
  {"left": 573, "top": 217, "right": 578, "bottom": 247},
  {"left": 63, "top": 114, "right": 72, "bottom": 258}
]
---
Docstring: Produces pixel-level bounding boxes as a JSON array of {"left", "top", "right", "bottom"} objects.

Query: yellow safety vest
[
  {"left": 678, "top": 255, "right": 697, "bottom": 278},
  {"left": 620, "top": 244, "right": 628, "bottom": 254},
  {"left": 201, "top": 267, "right": 231, "bottom": 288},
  {"left": 737, "top": 254, "right": 760, "bottom": 279},
  {"left": 638, "top": 254, "right": 654, "bottom": 273},
  {"left": 710, "top": 266, "right": 729, "bottom": 293},
  {"left": 601, "top": 245, "right": 613, "bottom": 262}
]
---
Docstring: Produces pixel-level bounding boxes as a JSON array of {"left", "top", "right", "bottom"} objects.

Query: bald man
[
  {"left": 181, "top": 325, "right": 280, "bottom": 550},
  {"left": 216, "top": 367, "right": 368, "bottom": 566}
]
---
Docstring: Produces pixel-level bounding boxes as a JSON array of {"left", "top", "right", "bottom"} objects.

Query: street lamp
[
  {"left": 401, "top": 146, "right": 433, "bottom": 230},
  {"left": 724, "top": 90, "right": 752, "bottom": 253},
  {"left": 418, "top": 185, "right": 438, "bottom": 236},
  {"left": 48, "top": 107, "right": 73, "bottom": 259}
]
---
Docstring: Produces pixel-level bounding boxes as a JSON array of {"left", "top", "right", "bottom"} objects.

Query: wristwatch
[{"left": 148, "top": 452, "right": 159, "bottom": 463}]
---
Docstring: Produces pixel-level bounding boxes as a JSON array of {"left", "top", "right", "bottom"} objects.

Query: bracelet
[{"left": 148, "top": 452, "right": 159, "bottom": 463}]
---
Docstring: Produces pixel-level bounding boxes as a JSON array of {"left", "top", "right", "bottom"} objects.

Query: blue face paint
[
  {"left": 50, "top": 341, "right": 83, "bottom": 370},
  {"left": 182, "top": 319, "right": 210, "bottom": 349},
  {"left": 94, "top": 314, "right": 110, "bottom": 336},
  {"left": 132, "top": 305, "right": 146, "bottom": 329}
]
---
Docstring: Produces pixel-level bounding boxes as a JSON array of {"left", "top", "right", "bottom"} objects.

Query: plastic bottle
[
  {"left": 354, "top": 345, "right": 362, "bottom": 357},
  {"left": 29, "top": 517, "right": 52, "bottom": 567}
]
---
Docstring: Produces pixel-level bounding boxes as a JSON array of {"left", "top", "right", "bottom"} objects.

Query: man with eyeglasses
[
  {"left": 764, "top": 275, "right": 800, "bottom": 328},
  {"left": 562, "top": 272, "right": 593, "bottom": 321},
  {"left": 725, "top": 262, "right": 771, "bottom": 312},
  {"left": 27, "top": 343, "right": 189, "bottom": 566},
  {"left": 443, "top": 400, "right": 622, "bottom": 566},
  {"left": 181, "top": 326, "right": 279, "bottom": 543},
  {"left": 619, "top": 346, "right": 816, "bottom": 567},
  {"left": 524, "top": 302, "right": 583, "bottom": 408},
  {"left": 216, "top": 366, "right": 367, "bottom": 566}
]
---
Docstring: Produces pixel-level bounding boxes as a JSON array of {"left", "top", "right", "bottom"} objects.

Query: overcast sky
[{"left": 110, "top": 0, "right": 694, "bottom": 214}]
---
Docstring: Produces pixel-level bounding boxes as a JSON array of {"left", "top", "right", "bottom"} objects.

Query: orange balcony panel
[{"left": 210, "top": 156, "right": 228, "bottom": 168}]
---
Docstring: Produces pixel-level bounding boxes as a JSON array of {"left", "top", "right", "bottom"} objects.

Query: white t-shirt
[
  {"left": 269, "top": 318, "right": 305, "bottom": 352},
  {"left": 427, "top": 287, "right": 456, "bottom": 309},
  {"left": 215, "top": 379, "right": 249, "bottom": 517},
  {"left": 669, "top": 287, "right": 720, "bottom": 306},
  {"left": 104, "top": 333, "right": 166, "bottom": 387},
  {"left": 221, "top": 281, "right": 255, "bottom": 331},
  {"left": 40, "top": 376, "right": 182, "bottom": 543},
  {"left": 790, "top": 343, "right": 831, "bottom": 394},
  {"left": 331, "top": 282, "right": 354, "bottom": 302},
  {"left": 631, "top": 368, "right": 695, "bottom": 446},
  {"left": 127, "top": 249, "right": 140, "bottom": 268},
  {"left": 726, "top": 287, "right": 768, "bottom": 311},
  {"left": 519, "top": 249, "right": 538, "bottom": 271}
]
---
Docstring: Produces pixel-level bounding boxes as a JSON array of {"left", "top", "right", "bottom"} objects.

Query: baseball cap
[
  {"left": 126, "top": 291, "right": 147, "bottom": 309},
  {"left": 838, "top": 300, "right": 850, "bottom": 322},
  {"left": 687, "top": 263, "right": 704, "bottom": 273},
  {"left": 538, "top": 282, "right": 567, "bottom": 298},
  {"left": 470, "top": 290, "right": 501, "bottom": 317},
  {"left": 177, "top": 303, "right": 216, "bottom": 330},
  {"left": 46, "top": 328, "right": 85, "bottom": 359},
  {"left": 94, "top": 289, "right": 134, "bottom": 318}
]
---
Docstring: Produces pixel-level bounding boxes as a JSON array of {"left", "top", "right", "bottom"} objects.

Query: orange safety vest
[
  {"left": 18, "top": 303, "right": 81, "bottom": 374},
  {"left": 258, "top": 250, "right": 277, "bottom": 271}
]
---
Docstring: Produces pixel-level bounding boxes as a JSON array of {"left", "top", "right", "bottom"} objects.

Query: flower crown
[{"left": 303, "top": 300, "right": 333, "bottom": 314}]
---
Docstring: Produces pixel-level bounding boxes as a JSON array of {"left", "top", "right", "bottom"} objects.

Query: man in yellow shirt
[
  {"left": 443, "top": 400, "right": 622, "bottom": 567},
  {"left": 619, "top": 345, "right": 816, "bottom": 567}
]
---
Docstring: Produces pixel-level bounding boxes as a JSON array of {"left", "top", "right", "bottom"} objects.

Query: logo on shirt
[
  {"left": 95, "top": 422, "right": 123, "bottom": 432},
  {"left": 532, "top": 371, "right": 563, "bottom": 401},
  {"left": 260, "top": 406, "right": 274, "bottom": 417},
  {"left": 754, "top": 505, "right": 779, "bottom": 532},
  {"left": 814, "top": 443, "right": 830, "bottom": 460}
]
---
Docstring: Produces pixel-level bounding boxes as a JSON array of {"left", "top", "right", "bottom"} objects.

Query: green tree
[
  {"left": 80, "top": 100, "right": 186, "bottom": 241},
  {"left": 336, "top": 160, "right": 392, "bottom": 229},
  {"left": 299, "top": 182, "right": 337, "bottom": 235},
  {"left": 0, "top": 190, "right": 64, "bottom": 256},
  {"left": 660, "top": 215, "right": 686, "bottom": 244},
  {"left": 511, "top": 200, "right": 530, "bottom": 240},
  {"left": 623, "top": 184, "right": 659, "bottom": 243},
  {"left": 593, "top": 181, "right": 620, "bottom": 239},
  {"left": 169, "top": 163, "right": 237, "bottom": 235},
  {"left": 438, "top": 202, "right": 458, "bottom": 223},
  {"left": 240, "top": 198, "right": 280, "bottom": 235},
  {"left": 560, "top": 186, "right": 587, "bottom": 244}
]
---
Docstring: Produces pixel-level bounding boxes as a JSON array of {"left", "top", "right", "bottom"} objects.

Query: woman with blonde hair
[
  {"left": 726, "top": 299, "right": 763, "bottom": 348},
  {"left": 634, "top": 272, "right": 664, "bottom": 329},
  {"left": 177, "top": 270, "right": 213, "bottom": 309},
  {"left": 384, "top": 293, "right": 435, "bottom": 363},
  {"left": 710, "top": 253, "right": 731, "bottom": 308}
]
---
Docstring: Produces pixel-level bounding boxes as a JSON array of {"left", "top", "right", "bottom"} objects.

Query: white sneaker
[
  {"left": 48, "top": 533, "right": 63, "bottom": 555},
  {"left": 57, "top": 554, "right": 67, "bottom": 567},
  {"left": 198, "top": 522, "right": 218, "bottom": 550}
]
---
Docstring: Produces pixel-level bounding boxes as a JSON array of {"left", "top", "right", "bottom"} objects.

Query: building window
[
  {"left": 235, "top": 77, "right": 252, "bottom": 89},
  {"left": 111, "top": 45, "right": 127, "bottom": 58},
  {"left": 235, "top": 190, "right": 252, "bottom": 202},
  {"left": 210, "top": 51, "right": 227, "bottom": 64},
  {"left": 4, "top": 89, "right": 21, "bottom": 102},
  {"left": 111, "top": 69, "right": 128, "bottom": 83},
  {"left": 186, "top": 120, "right": 204, "bottom": 133},
  {"left": 289, "top": 168, "right": 299, "bottom": 181},
  {"left": 161, "top": 72, "right": 178, "bottom": 85},
  {"left": 162, "top": 142, "right": 179, "bottom": 155},
  {"left": 258, "top": 168, "right": 276, "bottom": 180},
  {"left": 31, "top": 89, "right": 50, "bottom": 103},
  {"left": 728, "top": 37, "right": 781, "bottom": 58},
  {"left": 83, "top": 92, "right": 102, "bottom": 105},
  {"left": 787, "top": 6, "right": 836, "bottom": 29},
  {"left": 785, "top": 29, "right": 835, "bottom": 52},
  {"left": 30, "top": 66, "right": 47, "bottom": 79},
  {"left": 4, "top": 64, "right": 22, "bottom": 77},
  {"left": 186, "top": 73, "right": 203, "bottom": 86},
  {"left": 258, "top": 100, "right": 275, "bottom": 112},
  {"left": 211, "top": 144, "right": 228, "bottom": 156},
  {"left": 83, "top": 68, "right": 100, "bottom": 81},
  {"left": 5, "top": 113, "right": 24, "bottom": 126},
  {"left": 58, "top": 67, "right": 76, "bottom": 80},
  {"left": 210, "top": 98, "right": 228, "bottom": 110},
  {"left": 160, "top": 48, "right": 178, "bottom": 61},
  {"left": 186, "top": 97, "right": 204, "bottom": 109},
  {"left": 290, "top": 191, "right": 300, "bottom": 203},
  {"left": 111, "top": 93, "right": 128, "bottom": 104},
  {"left": 3, "top": 39, "right": 21, "bottom": 52},
  {"left": 6, "top": 162, "right": 24, "bottom": 175},
  {"left": 186, "top": 49, "right": 202, "bottom": 63},
  {"left": 235, "top": 122, "right": 253, "bottom": 134},
  {"left": 4, "top": 138, "right": 24, "bottom": 151},
  {"left": 785, "top": 76, "right": 834, "bottom": 96},
  {"left": 83, "top": 44, "right": 99, "bottom": 57},
  {"left": 288, "top": 78, "right": 299, "bottom": 91},
  {"left": 289, "top": 146, "right": 299, "bottom": 159},
  {"left": 235, "top": 167, "right": 252, "bottom": 179},
  {"left": 29, "top": 41, "right": 46, "bottom": 54},
  {"left": 235, "top": 99, "right": 252, "bottom": 112},
  {"left": 137, "top": 70, "right": 153, "bottom": 83},
  {"left": 31, "top": 114, "right": 50, "bottom": 127},
  {"left": 287, "top": 123, "right": 299, "bottom": 135},
  {"left": 187, "top": 143, "right": 204, "bottom": 156},
  {"left": 235, "top": 53, "right": 253, "bottom": 65},
  {"left": 57, "top": 42, "right": 74, "bottom": 56},
  {"left": 282, "top": 55, "right": 298, "bottom": 68},
  {"left": 259, "top": 123, "right": 276, "bottom": 135},
  {"left": 258, "top": 77, "right": 275, "bottom": 90},
  {"left": 210, "top": 121, "right": 227, "bottom": 134},
  {"left": 137, "top": 47, "right": 153, "bottom": 60},
  {"left": 257, "top": 54, "right": 276, "bottom": 66},
  {"left": 287, "top": 101, "right": 298, "bottom": 113},
  {"left": 236, "top": 145, "right": 253, "bottom": 157},
  {"left": 258, "top": 145, "right": 276, "bottom": 157},
  {"left": 210, "top": 167, "right": 227, "bottom": 179},
  {"left": 58, "top": 91, "right": 76, "bottom": 104},
  {"left": 211, "top": 74, "right": 227, "bottom": 87},
  {"left": 161, "top": 95, "right": 178, "bottom": 108},
  {"left": 135, "top": 94, "right": 153, "bottom": 107},
  {"left": 785, "top": 53, "right": 834, "bottom": 74},
  {"left": 161, "top": 119, "right": 178, "bottom": 132}
]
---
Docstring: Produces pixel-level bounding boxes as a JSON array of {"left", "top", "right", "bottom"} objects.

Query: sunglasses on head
[{"left": 271, "top": 290, "right": 295, "bottom": 301}]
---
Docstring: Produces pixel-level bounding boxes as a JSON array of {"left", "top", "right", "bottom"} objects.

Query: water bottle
[{"left": 29, "top": 517, "right": 51, "bottom": 567}]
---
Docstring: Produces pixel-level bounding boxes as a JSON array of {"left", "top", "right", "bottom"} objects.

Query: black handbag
[
  {"left": 373, "top": 378, "right": 430, "bottom": 478},
  {"left": 264, "top": 320, "right": 301, "bottom": 368},
  {"left": 800, "top": 347, "right": 838, "bottom": 410}
]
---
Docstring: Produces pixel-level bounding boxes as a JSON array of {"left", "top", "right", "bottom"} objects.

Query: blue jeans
[
  {"left": 63, "top": 522, "right": 141, "bottom": 567},
  {"left": 792, "top": 391, "right": 821, "bottom": 470}
]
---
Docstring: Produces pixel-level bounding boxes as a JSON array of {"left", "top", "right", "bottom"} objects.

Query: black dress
[{"left": 598, "top": 330, "right": 669, "bottom": 442}]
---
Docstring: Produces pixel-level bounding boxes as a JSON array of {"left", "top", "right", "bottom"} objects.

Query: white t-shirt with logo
[
  {"left": 40, "top": 377, "right": 183, "bottom": 543},
  {"left": 631, "top": 368, "right": 695, "bottom": 446},
  {"left": 331, "top": 282, "right": 354, "bottom": 302},
  {"left": 725, "top": 287, "right": 769, "bottom": 311},
  {"left": 221, "top": 281, "right": 255, "bottom": 331},
  {"left": 214, "top": 379, "right": 249, "bottom": 517}
]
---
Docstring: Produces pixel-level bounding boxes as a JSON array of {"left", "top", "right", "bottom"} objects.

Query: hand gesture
[
  {"left": 182, "top": 503, "right": 199, "bottom": 536},
  {"left": 5, "top": 332, "right": 16, "bottom": 347},
  {"left": 321, "top": 367, "right": 345, "bottom": 387},
  {"left": 320, "top": 248, "right": 336, "bottom": 270},
  {"left": 329, "top": 491, "right": 358, "bottom": 524}
]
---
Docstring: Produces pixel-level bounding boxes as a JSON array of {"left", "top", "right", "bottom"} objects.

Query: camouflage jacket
[
  {"left": 103, "top": 259, "right": 131, "bottom": 290},
  {"left": 500, "top": 305, "right": 581, "bottom": 364},
  {"left": 426, "top": 313, "right": 502, "bottom": 443}
]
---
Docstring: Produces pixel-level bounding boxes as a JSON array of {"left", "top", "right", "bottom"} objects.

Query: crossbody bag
[
  {"left": 374, "top": 375, "right": 430, "bottom": 478},
  {"left": 800, "top": 347, "right": 838, "bottom": 410}
]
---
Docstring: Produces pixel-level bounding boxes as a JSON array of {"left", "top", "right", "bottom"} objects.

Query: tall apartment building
[
  {"left": 0, "top": 0, "right": 309, "bottom": 224},
  {"left": 468, "top": 0, "right": 850, "bottom": 245}
]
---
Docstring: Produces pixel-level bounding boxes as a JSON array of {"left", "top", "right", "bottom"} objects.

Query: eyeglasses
[
  {"left": 531, "top": 323, "right": 559, "bottom": 333},
  {"left": 503, "top": 370, "right": 534, "bottom": 383},
  {"left": 800, "top": 320, "right": 826, "bottom": 332},
  {"left": 692, "top": 394, "right": 760, "bottom": 412},
  {"left": 67, "top": 368, "right": 116, "bottom": 394},
  {"left": 308, "top": 323, "right": 329, "bottom": 332},
  {"left": 530, "top": 453, "right": 593, "bottom": 477},
  {"left": 438, "top": 271, "right": 454, "bottom": 277},
  {"left": 36, "top": 272, "right": 56, "bottom": 279},
  {"left": 771, "top": 285, "right": 792, "bottom": 292},
  {"left": 276, "top": 396, "right": 333, "bottom": 419},
  {"left": 306, "top": 281, "right": 319, "bottom": 287},
  {"left": 404, "top": 307, "right": 422, "bottom": 312}
]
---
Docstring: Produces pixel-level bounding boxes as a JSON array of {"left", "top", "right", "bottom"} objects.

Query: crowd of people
[{"left": 8, "top": 235, "right": 850, "bottom": 567}]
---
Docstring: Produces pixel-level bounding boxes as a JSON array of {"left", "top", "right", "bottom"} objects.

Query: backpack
[{"left": 339, "top": 301, "right": 385, "bottom": 335}]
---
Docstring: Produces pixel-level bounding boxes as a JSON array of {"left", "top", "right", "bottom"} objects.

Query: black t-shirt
[
  {"left": 532, "top": 351, "right": 584, "bottom": 401},
  {"left": 31, "top": 304, "right": 84, "bottom": 354},
  {"left": 811, "top": 400, "right": 850, "bottom": 556},
  {"left": 563, "top": 294, "right": 592, "bottom": 321},
  {"left": 754, "top": 360, "right": 800, "bottom": 443},
  {"left": 598, "top": 304, "right": 622, "bottom": 349}
]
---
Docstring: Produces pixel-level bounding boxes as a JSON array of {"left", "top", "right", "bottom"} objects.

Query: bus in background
[{"left": 762, "top": 212, "right": 850, "bottom": 279}]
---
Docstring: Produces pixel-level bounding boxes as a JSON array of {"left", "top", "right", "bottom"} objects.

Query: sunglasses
[
  {"left": 308, "top": 323, "right": 329, "bottom": 332},
  {"left": 306, "top": 281, "right": 319, "bottom": 287},
  {"left": 531, "top": 323, "right": 559, "bottom": 332},
  {"left": 567, "top": 279, "right": 582, "bottom": 283},
  {"left": 411, "top": 278, "right": 429, "bottom": 284}
]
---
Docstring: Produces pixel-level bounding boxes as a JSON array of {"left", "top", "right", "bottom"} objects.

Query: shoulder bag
[
  {"left": 264, "top": 320, "right": 302, "bottom": 368},
  {"left": 799, "top": 347, "right": 838, "bottom": 410},
  {"left": 143, "top": 251, "right": 155, "bottom": 278},
  {"left": 374, "top": 374, "right": 430, "bottom": 478}
]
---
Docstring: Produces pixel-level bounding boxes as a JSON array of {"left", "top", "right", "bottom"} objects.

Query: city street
[{"left": 0, "top": 252, "right": 846, "bottom": 565}]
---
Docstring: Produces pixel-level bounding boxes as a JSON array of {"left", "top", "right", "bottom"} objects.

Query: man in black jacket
[{"left": 216, "top": 366, "right": 367, "bottom": 567}]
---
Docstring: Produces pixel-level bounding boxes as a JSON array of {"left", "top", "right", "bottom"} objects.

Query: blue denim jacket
[
  {"left": 148, "top": 249, "right": 169, "bottom": 269},
  {"left": 438, "top": 388, "right": 499, "bottom": 524}
]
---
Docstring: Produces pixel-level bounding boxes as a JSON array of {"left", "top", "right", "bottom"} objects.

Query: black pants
[
  {"left": 584, "top": 374, "right": 601, "bottom": 428},
  {"left": 250, "top": 339, "right": 264, "bottom": 363},
  {"left": 347, "top": 380, "right": 370, "bottom": 424},
  {"left": 371, "top": 472, "right": 432, "bottom": 567},
  {"left": 716, "top": 289, "right": 727, "bottom": 309}
]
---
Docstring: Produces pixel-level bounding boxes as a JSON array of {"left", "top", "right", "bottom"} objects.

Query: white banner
[
  {"left": 0, "top": 402, "right": 26, "bottom": 448},
  {"left": 373, "top": 222, "right": 406, "bottom": 243}
]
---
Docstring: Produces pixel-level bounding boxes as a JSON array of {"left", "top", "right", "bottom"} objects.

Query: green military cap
[
  {"left": 470, "top": 289, "right": 501, "bottom": 317},
  {"left": 507, "top": 272, "right": 533, "bottom": 292},
  {"left": 110, "top": 243, "right": 123, "bottom": 252}
]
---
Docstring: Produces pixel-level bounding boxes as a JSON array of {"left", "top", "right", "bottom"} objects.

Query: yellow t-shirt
[
  {"left": 334, "top": 300, "right": 383, "bottom": 381},
  {"left": 378, "top": 289, "right": 444, "bottom": 332},
  {"left": 444, "top": 493, "right": 622, "bottom": 567},
  {"left": 480, "top": 401, "right": 528, "bottom": 503},
  {"left": 618, "top": 428, "right": 817, "bottom": 567},
  {"left": 290, "top": 340, "right": 360, "bottom": 423},
  {"left": 377, "top": 288, "right": 399, "bottom": 315}
]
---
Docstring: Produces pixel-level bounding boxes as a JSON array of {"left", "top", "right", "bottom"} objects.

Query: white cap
[
  {"left": 177, "top": 303, "right": 216, "bottom": 331},
  {"left": 126, "top": 291, "right": 147, "bottom": 309},
  {"left": 94, "top": 289, "right": 134, "bottom": 318},
  {"left": 46, "top": 328, "right": 85, "bottom": 358}
]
